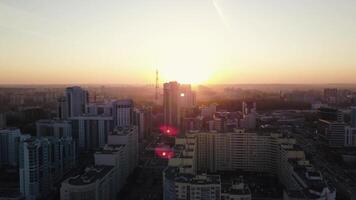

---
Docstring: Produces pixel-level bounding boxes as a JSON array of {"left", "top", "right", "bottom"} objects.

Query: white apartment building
[
  {"left": 65, "top": 86, "right": 89, "bottom": 118},
  {"left": 186, "top": 130, "right": 336, "bottom": 200},
  {"left": 113, "top": 99, "right": 134, "bottom": 127},
  {"left": 163, "top": 135, "right": 221, "bottom": 200},
  {"left": 20, "top": 137, "right": 76, "bottom": 200},
  {"left": 107, "top": 126, "right": 138, "bottom": 174}
]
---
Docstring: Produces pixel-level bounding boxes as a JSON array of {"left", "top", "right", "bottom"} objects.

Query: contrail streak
[{"left": 212, "top": 0, "right": 230, "bottom": 29}]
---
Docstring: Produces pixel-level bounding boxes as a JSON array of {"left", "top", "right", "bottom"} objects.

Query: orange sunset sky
[{"left": 1, "top": 0, "right": 356, "bottom": 84}]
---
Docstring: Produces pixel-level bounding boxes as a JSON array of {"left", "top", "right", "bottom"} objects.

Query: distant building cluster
[
  {"left": 0, "top": 86, "right": 143, "bottom": 200},
  {"left": 5, "top": 82, "right": 356, "bottom": 200},
  {"left": 162, "top": 83, "right": 337, "bottom": 200},
  {"left": 317, "top": 106, "right": 356, "bottom": 148}
]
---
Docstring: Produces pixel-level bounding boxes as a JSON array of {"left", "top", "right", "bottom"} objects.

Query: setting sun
[{"left": 160, "top": 64, "right": 215, "bottom": 84}]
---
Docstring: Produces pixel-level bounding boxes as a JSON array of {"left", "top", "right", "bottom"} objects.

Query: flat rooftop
[
  {"left": 67, "top": 166, "right": 113, "bottom": 186},
  {"left": 164, "top": 167, "right": 220, "bottom": 185}
]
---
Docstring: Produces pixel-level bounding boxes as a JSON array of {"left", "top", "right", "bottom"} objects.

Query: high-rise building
[
  {"left": 351, "top": 106, "right": 356, "bottom": 128},
  {"left": 66, "top": 86, "right": 89, "bottom": 118},
  {"left": 179, "top": 84, "right": 196, "bottom": 109},
  {"left": 20, "top": 137, "right": 76, "bottom": 200},
  {"left": 36, "top": 119, "right": 72, "bottom": 138},
  {"left": 60, "top": 166, "right": 117, "bottom": 200},
  {"left": 107, "top": 126, "right": 138, "bottom": 174},
  {"left": 133, "top": 107, "right": 153, "bottom": 140},
  {"left": 58, "top": 96, "right": 69, "bottom": 119},
  {"left": 113, "top": 99, "right": 134, "bottom": 127},
  {"left": 0, "top": 113, "right": 6, "bottom": 129},
  {"left": 163, "top": 135, "right": 222, "bottom": 200},
  {"left": 345, "top": 126, "right": 356, "bottom": 147},
  {"left": 86, "top": 101, "right": 114, "bottom": 116},
  {"left": 71, "top": 114, "right": 114, "bottom": 151},
  {"left": 163, "top": 82, "right": 197, "bottom": 129},
  {"left": 164, "top": 82, "right": 180, "bottom": 127},
  {"left": 0, "top": 128, "right": 29, "bottom": 167},
  {"left": 240, "top": 101, "right": 257, "bottom": 130},
  {"left": 133, "top": 108, "right": 145, "bottom": 140}
]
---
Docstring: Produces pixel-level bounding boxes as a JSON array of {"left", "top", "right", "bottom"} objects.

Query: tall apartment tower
[
  {"left": 113, "top": 99, "right": 134, "bottom": 127},
  {"left": 65, "top": 86, "right": 89, "bottom": 118},
  {"left": 0, "top": 128, "right": 28, "bottom": 167},
  {"left": 163, "top": 82, "right": 180, "bottom": 127},
  {"left": 57, "top": 96, "right": 69, "bottom": 119},
  {"left": 0, "top": 113, "right": 6, "bottom": 129},
  {"left": 240, "top": 101, "right": 257, "bottom": 129},
  {"left": 351, "top": 107, "right": 356, "bottom": 128},
  {"left": 179, "top": 84, "right": 196, "bottom": 109},
  {"left": 107, "top": 126, "right": 138, "bottom": 174},
  {"left": 20, "top": 137, "right": 76, "bottom": 200}
]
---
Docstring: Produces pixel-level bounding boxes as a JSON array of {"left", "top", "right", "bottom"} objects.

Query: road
[{"left": 293, "top": 128, "right": 356, "bottom": 200}]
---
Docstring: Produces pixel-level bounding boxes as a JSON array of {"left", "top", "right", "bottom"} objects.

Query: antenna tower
[{"left": 155, "top": 69, "right": 159, "bottom": 101}]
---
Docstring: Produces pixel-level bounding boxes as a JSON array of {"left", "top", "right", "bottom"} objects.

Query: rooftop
[
  {"left": 164, "top": 167, "right": 220, "bottom": 185},
  {"left": 95, "top": 145, "right": 125, "bottom": 154},
  {"left": 67, "top": 166, "right": 114, "bottom": 186},
  {"left": 111, "top": 126, "right": 136, "bottom": 135},
  {"left": 36, "top": 119, "right": 71, "bottom": 124},
  {"left": 222, "top": 178, "right": 251, "bottom": 196}
]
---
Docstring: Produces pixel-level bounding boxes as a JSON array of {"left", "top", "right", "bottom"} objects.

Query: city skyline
[{"left": 1, "top": 0, "right": 356, "bottom": 84}]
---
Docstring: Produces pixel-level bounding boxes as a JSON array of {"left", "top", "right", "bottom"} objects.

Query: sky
[{"left": 0, "top": 0, "right": 356, "bottom": 85}]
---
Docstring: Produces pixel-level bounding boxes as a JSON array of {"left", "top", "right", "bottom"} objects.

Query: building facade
[
  {"left": 66, "top": 86, "right": 89, "bottom": 118},
  {"left": 36, "top": 119, "right": 72, "bottom": 138},
  {"left": 107, "top": 126, "right": 138, "bottom": 174},
  {"left": 164, "top": 82, "right": 181, "bottom": 128},
  {"left": 0, "top": 128, "right": 28, "bottom": 167},
  {"left": 20, "top": 137, "right": 76, "bottom": 200},
  {"left": 71, "top": 115, "right": 114, "bottom": 151}
]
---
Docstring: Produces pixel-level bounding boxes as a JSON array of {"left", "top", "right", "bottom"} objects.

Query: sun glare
[
  {"left": 152, "top": 35, "right": 219, "bottom": 85},
  {"left": 160, "top": 64, "right": 215, "bottom": 84}
]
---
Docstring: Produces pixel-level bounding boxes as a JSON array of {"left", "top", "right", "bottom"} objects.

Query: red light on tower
[
  {"left": 159, "top": 125, "right": 178, "bottom": 137},
  {"left": 155, "top": 146, "right": 174, "bottom": 159}
]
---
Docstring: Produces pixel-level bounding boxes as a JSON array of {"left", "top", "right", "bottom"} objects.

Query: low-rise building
[
  {"left": 60, "top": 166, "right": 116, "bottom": 200},
  {"left": 221, "top": 178, "right": 251, "bottom": 200}
]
